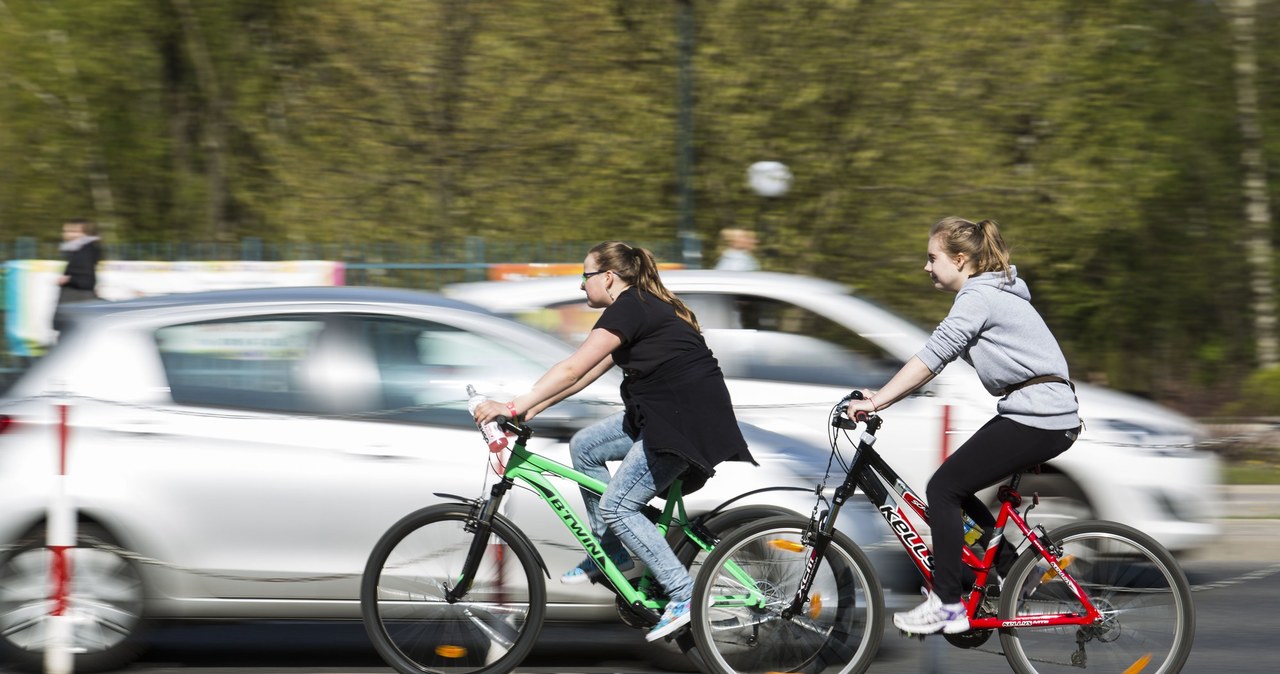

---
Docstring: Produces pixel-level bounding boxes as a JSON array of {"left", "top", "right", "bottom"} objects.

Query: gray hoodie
[{"left": 915, "top": 267, "right": 1081, "bottom": 430}]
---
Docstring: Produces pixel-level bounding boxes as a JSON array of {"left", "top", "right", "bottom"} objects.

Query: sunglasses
[{"left": 581, "top": 270, "right": 609, "bottom": 282}]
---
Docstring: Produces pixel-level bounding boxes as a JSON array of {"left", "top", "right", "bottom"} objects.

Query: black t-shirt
[
  {"left": 594, "top": 288, "right": 753, "bottom": 489},
  {"left": 598, "top": 287, "right": 709, "bottom": 377}
]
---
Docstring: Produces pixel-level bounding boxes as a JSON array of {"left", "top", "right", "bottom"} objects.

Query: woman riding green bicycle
[{"left": 472, "top": 240, "right": 755, "bottom": 642}]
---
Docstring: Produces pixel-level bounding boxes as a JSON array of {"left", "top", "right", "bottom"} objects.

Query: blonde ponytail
[
  {"left": 930, "top": 217, "right": 1012, "bottom": 282},
  {"left": 589, "top": 241, "right": 701, "bottom": 331}
]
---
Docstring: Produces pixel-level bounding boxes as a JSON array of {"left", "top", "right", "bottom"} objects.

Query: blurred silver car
[
  {"left": 447, "top": 270, "right": 1222, "bottom": 554},
  {"left": 0, "top": 287, "right": 887, "bottom": 671}
]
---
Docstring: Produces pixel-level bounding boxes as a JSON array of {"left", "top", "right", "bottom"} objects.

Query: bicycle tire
[
  {"left": 691, "top": 515, "right": 885, "bottom": 674},
  {"left": 669, "top": 504, "right": 799, "bottom": 588},
  {"left": 361, "top": 504, "right": 547, "bottom": 674},
  {"left": 998, "top": 519, "right": 1195, "bottom": 674}
]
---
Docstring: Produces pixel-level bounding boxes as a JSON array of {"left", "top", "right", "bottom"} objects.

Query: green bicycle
[{"left": 359, "top": 393, "right": 800, "bottom": 674}]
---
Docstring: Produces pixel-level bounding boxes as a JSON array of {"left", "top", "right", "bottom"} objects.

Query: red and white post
[
  {"left": 45, "top": 400, "right": 76, "bottom": 674},
  {"left": 939, "top": 403, "right": 954, "bottom": 463}
]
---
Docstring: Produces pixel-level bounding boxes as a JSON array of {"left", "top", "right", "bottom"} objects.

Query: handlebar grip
[
  {"left": 850, "top": 391, "right": 872, "bottom": 422},
  {"left": 836, "top": 390, "right": 871, "bottom": 424}
]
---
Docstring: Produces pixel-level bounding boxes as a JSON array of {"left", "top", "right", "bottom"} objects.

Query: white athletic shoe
[{"left": 893, "top": 591, "right": 970, "bottom": 635}]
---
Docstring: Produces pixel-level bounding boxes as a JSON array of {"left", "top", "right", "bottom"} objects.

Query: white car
[
  {"left": 447, "top": 270, "right": 1222, "bottom": 555},
  {"left": 0, "top": 286, "right": 891, "bottom": 672}
]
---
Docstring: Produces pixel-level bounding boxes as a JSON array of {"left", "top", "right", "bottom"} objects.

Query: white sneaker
[
  {"left": 893, "top": 591, "right": 969, "bottom": 635},
  {"left": 645, "top": 599, "right": 691, "bottom": 642}
]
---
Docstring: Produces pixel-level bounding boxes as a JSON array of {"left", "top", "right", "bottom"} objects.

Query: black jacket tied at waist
[{"left": 619, "top": 347, "right": 754, "bottom": 493}]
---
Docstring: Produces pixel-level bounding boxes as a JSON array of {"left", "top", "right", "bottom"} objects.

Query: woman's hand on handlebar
[
  {"left": 844, "top": 389, "right": 878, "bottom": 421},
  {"left": 473, "top": 400, "right": 538, "bottom": 426}
]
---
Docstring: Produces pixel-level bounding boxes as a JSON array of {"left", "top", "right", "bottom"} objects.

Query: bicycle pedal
[{"left": 897, "top": 629, "right": 928, "bottom": 641}]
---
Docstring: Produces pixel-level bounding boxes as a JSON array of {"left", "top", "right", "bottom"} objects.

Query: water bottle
[
  {"left": 962, "top": 513, "right": 984, "bottom": 546},
  {"left": 466, "top": 386, "right": 509, "bottom": 453}
]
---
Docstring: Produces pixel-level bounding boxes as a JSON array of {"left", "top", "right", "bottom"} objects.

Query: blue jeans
[{"left": 570, "top": 412, "right": 694, "bottom": 603}]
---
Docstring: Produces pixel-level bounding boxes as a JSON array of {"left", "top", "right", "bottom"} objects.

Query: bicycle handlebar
[{"left": 832, "top": 390, "right": 876, "bottom": 429}]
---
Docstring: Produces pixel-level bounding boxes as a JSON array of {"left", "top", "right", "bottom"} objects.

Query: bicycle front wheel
[
  {"left": 691, "top": 515, "right": 885, "bottom": 674},
  {"left": 999, "top": 520, "right": 1195, "bottom": 674},
  {"left": 361, "top": 504, "right": 547, "bottom": 674}
]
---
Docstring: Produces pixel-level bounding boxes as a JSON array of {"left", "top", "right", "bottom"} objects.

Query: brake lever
[{"left": 832, "top": 390, "right": 873, "bottom": 429}]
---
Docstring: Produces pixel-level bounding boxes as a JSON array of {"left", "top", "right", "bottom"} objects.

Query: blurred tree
[
  {"left": 0, "top": 0, "right": 1276, "bottom": 409},
  {"left": 1229, "top": 0, "right": 1278, "bottom": 370}
]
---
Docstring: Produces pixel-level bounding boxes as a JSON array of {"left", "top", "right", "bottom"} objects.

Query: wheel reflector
[
  {"left": 435, "top": 645, "right": 467, "bottom": 658},
  {"left": 1123, "top": 653, "right": 1152, "bottom": 674},
  {"left": 1041, "top": 554, "right": 1075, "bottom": 583},
  {"left": 809, "top": 593, "right": 823, "bottom": 619},
  {"left": 768, "top": 539, "right": 805, "bottom": 553}
]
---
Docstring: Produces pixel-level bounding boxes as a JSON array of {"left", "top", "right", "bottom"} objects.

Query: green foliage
[
  {"left": 0, "top": 0, "right": 1276, "bottom": 410},
  {"left": 1221, "top": 367, "right": 1280, "bottom": 417}
]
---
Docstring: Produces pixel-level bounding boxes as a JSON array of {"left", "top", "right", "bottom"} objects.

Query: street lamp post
[{"left": 675, "top": 0, "right": 700, "bottom": 267}]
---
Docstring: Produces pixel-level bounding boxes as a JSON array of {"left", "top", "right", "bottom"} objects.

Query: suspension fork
[
  {"left": 780, "top": 465, "right": 864, "bottom": 619},
  {"left": 445, "top": 478, "right": 515, "bottom": 603},
  {"left": 780, "top": 504, "right": 841, "bottom": 620},
  {"left": 781, "top": 414, "right": 880, "bottom": 619}
]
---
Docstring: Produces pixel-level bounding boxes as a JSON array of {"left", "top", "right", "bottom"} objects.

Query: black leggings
[{"left": 927, "top": 416, "right": 1078, "bottom": 604}]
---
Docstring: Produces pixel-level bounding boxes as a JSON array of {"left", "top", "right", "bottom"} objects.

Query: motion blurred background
[
  {"left": 2, "top": 3, "right": 1279, "bottom": 671},
  {"left": 1, "top": 1, "right": 1277, "bottom": 450}
]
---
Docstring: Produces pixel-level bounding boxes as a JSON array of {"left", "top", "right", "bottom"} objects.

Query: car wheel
[
  {"left": 1016, "top": 473, "right": 1094, "bottom": 532},
  {"left": 0, "top": 523, "right": 147, "bottom": 672}
]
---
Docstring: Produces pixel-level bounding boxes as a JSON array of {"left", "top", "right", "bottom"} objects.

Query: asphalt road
[
  {"left": 3, "top": 487, "right": 1276, "bottom": 674},
  {"left": 0, "top": 558, "right": 1262, "bottom": 674}
]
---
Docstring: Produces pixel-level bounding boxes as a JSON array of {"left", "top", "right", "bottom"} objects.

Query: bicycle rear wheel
[
  {"left": 691, "top": 515, "right": 884, "bottom": 674},
  {"left": 361, "top": 504, "right": 547, "bottom": 674},
  {"left": 998, "top": 520, "right": 1195, "bottom": 674}
]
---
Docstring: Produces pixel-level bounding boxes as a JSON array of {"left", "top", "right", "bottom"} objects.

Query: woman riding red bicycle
[{"left": 845, "top": 216, "right": 1081, "bottom": 635}]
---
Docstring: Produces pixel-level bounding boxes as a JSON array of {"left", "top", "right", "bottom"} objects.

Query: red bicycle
[{"left": 690, "top": 392, "right": 1196, "bottom": 674}]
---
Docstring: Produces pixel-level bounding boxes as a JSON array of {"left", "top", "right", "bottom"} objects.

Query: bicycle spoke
[
  {"left": 998, "top": 521, "right": 1194, "bottom": 674},
  {"left": 693, "top": 517, "right": 884, "bottom": 674},
  {"left": 361, "top": 506, "right": 545, "bottom": 674}
]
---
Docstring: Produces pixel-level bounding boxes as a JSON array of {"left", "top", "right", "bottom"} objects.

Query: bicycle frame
[
  {"left": 805, "top": 414, "right": 1102, "bottom": 631},
  {"left": 452, "top": 421, "right": 713, "bottom": 612}
]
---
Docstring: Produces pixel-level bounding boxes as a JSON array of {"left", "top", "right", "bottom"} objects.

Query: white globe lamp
[{"left": 747, "top": 161, "right": 792, "bottom": 198}]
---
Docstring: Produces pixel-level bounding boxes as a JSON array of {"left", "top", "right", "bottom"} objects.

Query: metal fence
[
  {"left": 1, "top": 236, "right": 681, "bottom": 289},
  {"left": 0, "top": 235, "right": 681, "bottom": 387}
]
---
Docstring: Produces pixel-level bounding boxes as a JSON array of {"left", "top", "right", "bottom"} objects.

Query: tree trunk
[
  {"left": 1230, "top": 0, "right": 1278, "bottom": 369},
  {"left": 48, "top": 29, "right": 118, "bottom": 238},
  {"left": 172, "top": 0, "right": 232, "bottom": 239}
]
